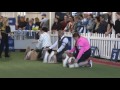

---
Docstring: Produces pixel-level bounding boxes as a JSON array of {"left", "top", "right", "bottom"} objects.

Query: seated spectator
[
  {"left": 25, "top": 20, "right": 34, "bottom": 30},
  {"left": 99, "top": 15, "right": 108, "bottom": 34},
  {"left": 61, "top": 15, "right": 69, "bottom": 30},
  {"left": 25, "top": 18, "right": 29, "bottom": 25},
  {"left": 18, "top": 16, "right": 27, "bottom": 30},
  {"left": 74, "top": 16, "right": 82, "bottom": 33},
  {"left": 112, "top": 12, "right": 120, "bottom": 35},
  {"left": 93, "top": 16, "right": 101, "bottom": 33},
  {"left": 87, "top": 14, "right": 95, "bottom": 33},
  {"left": 51, "top": 18, "right": 62, "bottom": 33},
  {"left": 64, "top": 16, "right": 75, "bottom": 32}
]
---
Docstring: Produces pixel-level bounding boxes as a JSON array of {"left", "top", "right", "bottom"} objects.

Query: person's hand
[
  {"left": 65, "top": 50, "right": 69, "bottom": 54},
  {"left": 74, "top": 59, "right": 78, "bottom": 63},
  {"left": 54, "top": 50, "right": 58, "bottom": 55},
  {"left": 105, "top": 32, "right": 109, "bottom": 37},
  {"left": 43, "top": 47, "right": 50, "bottom": 51}
]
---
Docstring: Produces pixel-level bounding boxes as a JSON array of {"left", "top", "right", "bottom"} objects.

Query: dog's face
[{"left": 68, "top": 57, "right": 75, "bottom": 64}]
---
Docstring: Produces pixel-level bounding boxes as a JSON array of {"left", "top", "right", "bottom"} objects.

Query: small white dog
[{"left": 63, "top": 53, "right": 79, "bottom": 68}]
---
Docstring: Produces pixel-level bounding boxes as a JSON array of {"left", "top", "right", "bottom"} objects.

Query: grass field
[{"left": 0, "top": 52, "right": 120, "bottom": 78}]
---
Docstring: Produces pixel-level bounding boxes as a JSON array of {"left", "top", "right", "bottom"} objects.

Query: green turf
[{"left": 0, "top": 52, "right": 120, "bottom": 78}]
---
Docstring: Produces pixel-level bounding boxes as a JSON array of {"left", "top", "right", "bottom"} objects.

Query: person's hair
[
  {"left": 69, "top": 15, "right": 74, "bottom": 21},
  {"left": 35, "top": 17, "right": 39, "bottom": 22},
  {"left": 116, "top": 12, "right": 120, "bottom": 15},
  {"left": 79, "top": 14, "right": 83, "bottom": 18},
  {"left": 42, "top": 27, "right": 48, "bottom": 32},
  {"left": 73, "top": 32, "right": 80, "bottom": 37},
  {"left": 95, "top": 16, "right": 100, "bottom": 22},
  {"left": 74, "top": 16, "right": 80, "bottom": 20},
  {"left": 89, "top": 14, "right": 93, "bottom": 18},
  {"left": 100, "top": 15, "right": 105, "bottom": 19}
]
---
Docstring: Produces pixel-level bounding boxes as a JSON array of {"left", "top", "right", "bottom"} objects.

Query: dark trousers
[
  {"left": 0, "top": 33, "right": 9, "bottom": 56},
  {"left": 74, "top": 48, "right": 91, "bottom": 63}
]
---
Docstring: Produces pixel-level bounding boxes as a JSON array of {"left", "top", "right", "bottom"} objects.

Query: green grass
[{"left": 0, "top": 52, "right": 120, "bottom": 78}]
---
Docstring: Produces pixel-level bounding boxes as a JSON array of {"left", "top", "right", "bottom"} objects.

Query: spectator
[
  {"left": 61, "top": 15, "right": 69, "bottom": 30},
  {"left": 99, "top": 15, "right": 108, "bottom": 34},
  {"left": 93, "top": 16, "right": 101, "bottom": 33},
  {"left": 87, "top": 14, "right": 95, "bottom": 33},
  {"left": 40, "top": 13, "right": 49, "bottom": 30},
  {"left": 18, "top": 16, "right": 27, "bottom": 30},
  {"left": 51, "top": 18, "right": 62, "bottom": 33},
  {"left": 0, "top": 18, "right": 11, "bottom": 58},
  {"left": 26, "top": 18, "right": 29, "bottom": 25},
  {"left": 35, "top": 17, "right": 41, "bottom": 29},
  {"left": 25, "top": 20, "right": 34, "bottom": 30},
  {"left": 112, "top": 12, "right": 120, "bottom": 35},
  {"left": 74, "top": 15, "right": 82, "bottom": 33},
  {"left": 64, "top": 15, "right": 75, "bottom": 32},
  {"left": 105, "top": 12, "right": 113, "bottom": 36}
]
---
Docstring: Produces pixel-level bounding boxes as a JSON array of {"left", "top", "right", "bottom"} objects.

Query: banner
[
  {"left": 8, "top": 18, "right": 16, "bottom": 32},
  {"left": 8, "top": 38, "right": 14, "bottom": 51},
  {"left": 111, "top": 49, "right": 120, "bottom": 61},
  {"left": 8, "top": 18, "right": 16, "bottom": 25}
]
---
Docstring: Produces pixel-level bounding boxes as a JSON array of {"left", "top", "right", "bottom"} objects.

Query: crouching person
[
  {"left": 32, "top": 27, "right": 52, "bottom": 61},
  {"left": 64, "top": 32, "right": 92, "bottom": 68},
  {"left": 44, "top": 30, "right": 69, "bottom": 63}
]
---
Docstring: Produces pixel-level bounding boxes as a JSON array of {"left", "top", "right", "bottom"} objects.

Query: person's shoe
[
  {"left": 5, "top": 55, "right": 10, "bottom": 58},
  {"left": 89, "top": 60, "right": 93, "bottom": 68}
]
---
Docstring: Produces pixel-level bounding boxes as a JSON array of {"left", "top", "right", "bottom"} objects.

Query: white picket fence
[{"left": 50, "top": 32, "right": 120, "bottom": 60}]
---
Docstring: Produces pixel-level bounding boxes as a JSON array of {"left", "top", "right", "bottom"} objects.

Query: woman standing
[{"left": 0, "top": 17, "right": 11, "bottom": 58}]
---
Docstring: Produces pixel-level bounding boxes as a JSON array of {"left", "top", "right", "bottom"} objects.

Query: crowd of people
[
  {"left": 16, "top": 13, "right": 49, "bottom": 31},
  {"left": 51, "top": 12, "right": 120, "bottom": 37}
]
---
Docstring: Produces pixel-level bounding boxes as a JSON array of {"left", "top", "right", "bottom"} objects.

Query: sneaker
[{"left": 89, "top": 60, "right": 93, "bottom": 68}]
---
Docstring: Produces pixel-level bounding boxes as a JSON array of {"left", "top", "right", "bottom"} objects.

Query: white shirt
[
  {"left": 49, "top": 35, "right": 69, "bottom": 53},
  {"left": 36, "top": 32, "right": 52, "bottom": 49}
]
